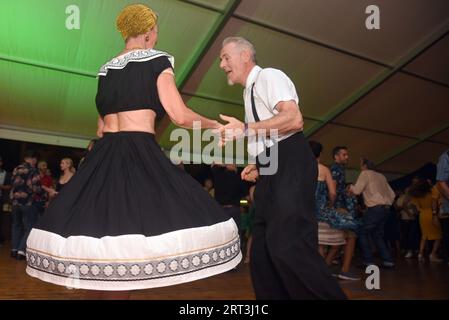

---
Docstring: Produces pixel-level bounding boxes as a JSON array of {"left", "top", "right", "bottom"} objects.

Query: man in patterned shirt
[
  {"left": 329, "top": 146, "right": 360, "bottom": 279},
  {"left": 330, "top": 146, "right": 349, "bottom": 210},
  {"left": 10, "top": 150, "right": 43, "bottom": 260}
]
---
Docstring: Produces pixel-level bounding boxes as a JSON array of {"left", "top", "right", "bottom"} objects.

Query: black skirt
[{"left": 26, "top": 132, "right": 241, "bottom": 290}]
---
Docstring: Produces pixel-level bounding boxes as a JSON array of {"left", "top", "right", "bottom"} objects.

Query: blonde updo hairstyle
[{"left": 116, "top": 4, "right": 158, "bottom": 41}]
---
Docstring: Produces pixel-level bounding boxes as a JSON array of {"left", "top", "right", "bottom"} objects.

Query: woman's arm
[
  {"left": 157, "top": 71, "right": 219, "bottom": 129},
  {"left": 97, "top": 116, "right": 104, "bottom": 138},
  {"left": 42, "top": 185, "right": 58, "bottom": 198}
]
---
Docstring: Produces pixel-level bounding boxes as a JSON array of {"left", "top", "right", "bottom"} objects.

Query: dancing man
[{"left": 217, "top": 37, "right": 346, "bottom": 299}]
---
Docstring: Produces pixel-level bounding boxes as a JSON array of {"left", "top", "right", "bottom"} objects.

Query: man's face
[
  {"left": 335, "top": 149, "right": 349, "bottom": 165},
  {"left": 219, "top": 42, "right": 246, "bottom": 86},
  {"left": 38, "top": 162, "right": 48, "bottom": 173},
  {"left": 25, "top": 157, "right": 37, "bottom": 167}
]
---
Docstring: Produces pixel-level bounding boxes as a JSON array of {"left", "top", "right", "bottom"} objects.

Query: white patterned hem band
[{"left": 26, "top": 219, "right": 241, "bottom": 291}]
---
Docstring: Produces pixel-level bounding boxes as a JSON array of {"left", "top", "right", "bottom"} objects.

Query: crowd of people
[
  {"left": 0, "top": 139, "right": 97, "bottom": 257},
  {"left": 3, "top": 143, "right": 448, "bottom": 267},
  {"left": 197, "top": 143, "right": 449, "bottom": 285}
]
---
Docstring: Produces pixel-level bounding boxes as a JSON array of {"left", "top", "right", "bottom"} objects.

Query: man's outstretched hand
[
  {"left": 214, "top": 114, "right": 245, "bottom": 147},
  {"left": 241, "top": 164, "right": 259, "bottom": 182}
]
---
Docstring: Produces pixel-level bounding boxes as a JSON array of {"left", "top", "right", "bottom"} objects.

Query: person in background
[
  {"left": 203, "top": 178, "right": 215, "bottom": 198},
  {"left": 330, "top": 146, "right": 360, "bottom": 280},
  {"left": 37, "top": 161, "right": 53, "bottom": 211},
  {"left": 0, "top": 156, "right": 12, "bottom": 245},
  {"left": 78, "top": 139, "right": 98, "bottom": 170},
  {"left": 395, "top": 189, "right": 420, "bottom": 258},
  {"left": 408, "top": 178, "right": 442, "bottom": 262},
  {"left": 311, "top": 141, "right": 360, "bottom": 281},
  {"left": 10, "top": 150, "right": 42, "bottom": 260},
  {"left": 348, "top": 158, "right": 395, "bottom": 268},
  {"left": 43, "top": 158, "right": 75, "bottom": 200},
  {"left": 211, "top": 163, "right": 246, "bottom": 243},
  {"left": 384, "top": 190, "right": 401, "bottom": 256},
  {"left": 436, "top": 149, "right": 449, "bottom": 264}
]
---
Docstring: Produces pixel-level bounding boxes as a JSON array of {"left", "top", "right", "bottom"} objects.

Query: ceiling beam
[
  {"left": 156, "top": 0, "right": 241, "bottom": 141},
  {"left": 233, "top": 14, "right": 393, "bottom": 69},
  {"left": 232, "top": 15, "right": 449, "bottom": 89},
  {"left": 181, "top": 91, "right": 449, "bottom": 144},
  {"left": 306, "top": 25, "right": 449, "bottom": 137},
  {"left": 182, "top": 3, "right": 449, "bottom": 90},
  {"left": 0, "top": 124, "right": 93, "bottom": 149},
  {"left": 329, "top": 122, "right": 419, "bottom": 140},
  {"left": 179, "top": 0, "right": 224, "bottom": 14},
  {"left": 182, "top": 91, "right": 322, "bottom": 123},
  {"left": 375, "top": 123, "right": 449, "bottom": 167},
  {"left": 175, "top": 0, "right": 240, "bottom": 88},
  {"left": 0, "top": 53, "right": 96, "bottom": 78},
  {"left": 401, "top": 69, "right": 449, "bottom": 89}
]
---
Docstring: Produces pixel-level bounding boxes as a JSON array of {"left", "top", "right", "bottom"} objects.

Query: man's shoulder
[
  {"left": 367, "top": 169, "right": 381, "bottom": 177},
  {"left": 439, "top": 149, "right": 449, "bottom": 162},
  {"left": 259, "top": 67, "right": 291, "bottom": 81},
  {"left": 330, "top": 163, "right": 340, "bottom": 172},
  {"left": 28, "top": 166, "right": 39, "bottom": 174}
]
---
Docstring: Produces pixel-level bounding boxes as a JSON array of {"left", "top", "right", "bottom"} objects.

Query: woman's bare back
[
  {"left": 103, "top": 109, "right": 157, "bottom": 134},
  {"left": 101, "top": 49, "right": 158, "bottom": 134}
]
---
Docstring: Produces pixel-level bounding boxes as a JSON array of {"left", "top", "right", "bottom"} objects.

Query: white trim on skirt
[{"left": 26, "top": 219, "right": 241, "bottom": 291}]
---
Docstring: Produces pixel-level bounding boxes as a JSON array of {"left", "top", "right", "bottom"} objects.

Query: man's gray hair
[{"left": 222, "top": 36, "right": 257, "bottom": 63}]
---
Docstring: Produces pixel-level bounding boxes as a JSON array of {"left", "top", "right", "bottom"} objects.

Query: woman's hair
[
  {"left": 407, "top": 178, "right": 432, "bottom": 198},
  {"left": 308, "top": 140, "right": 323, "bottom": 159},
  {"left": 116, "top": 4, "right": 158, "bottom": 41}
]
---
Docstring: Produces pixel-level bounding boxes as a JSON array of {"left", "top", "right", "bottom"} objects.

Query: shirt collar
[
  {"left": 333, "top": 162, "right": 345, "bottom": 171},
  {"left": 245, "top": 65, "right": 262, "bottom": 90}
]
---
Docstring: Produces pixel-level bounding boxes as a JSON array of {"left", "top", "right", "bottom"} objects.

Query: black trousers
[
  {"left": 440, "top": 217, "right": 449, "bottom": 262},
  {"left": 250, "top": 132, "right": 346, "bottom": 300}
]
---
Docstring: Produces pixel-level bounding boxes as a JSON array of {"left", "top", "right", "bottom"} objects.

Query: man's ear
[{"left": 241, "top": 49, "right": 251, "bottom": 63}]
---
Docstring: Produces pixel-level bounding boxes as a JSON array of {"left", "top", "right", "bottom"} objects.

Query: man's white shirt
[{"left": 243, "top": 65, "right": 300, "bottom": 158}]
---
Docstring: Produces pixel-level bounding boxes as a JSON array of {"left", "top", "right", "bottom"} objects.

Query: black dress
[{"left": 26, "top": 49, "right": 241, "bottom": 291}]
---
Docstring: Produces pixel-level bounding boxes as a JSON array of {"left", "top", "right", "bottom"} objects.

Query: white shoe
[
  {"left": 418, "top": 254, "right": 424, "bottom": 261},
  {"left": 405, "top": 251, "right": 413, "bottom": 258},
  {"left": 429, "top": 254, "right": 443, "bottom": 263}
]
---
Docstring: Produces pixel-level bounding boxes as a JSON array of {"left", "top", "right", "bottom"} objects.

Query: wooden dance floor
[{"left": 1, "top": 242, "right": 448, "bottom": 300}]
